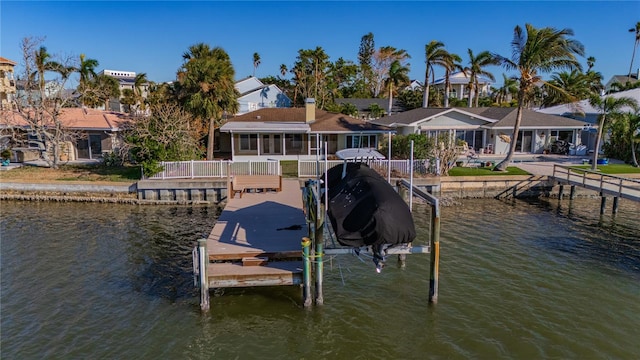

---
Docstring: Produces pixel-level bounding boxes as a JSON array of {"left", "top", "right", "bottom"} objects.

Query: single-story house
[
  {"left": 372, "top": 107, "right": 593, "bottom": 155},
  {"left": 235, "top": 76, "right": 291, "bottom": 114},
  {"left": 0, "top": 107, "right": 130, "bottom": 161},
  {"left": 218, "top": 99, "right": 392, "bottom": 161},
  {"left": 536, "top": 88, "right": 640, "bottom": 153}
]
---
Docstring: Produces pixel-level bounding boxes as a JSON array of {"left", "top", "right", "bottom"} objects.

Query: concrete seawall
[{"left": 0, "top": 174, "right": 621, "bottom": 205}]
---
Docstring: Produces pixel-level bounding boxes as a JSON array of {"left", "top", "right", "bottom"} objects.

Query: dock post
[
  {"left": 600, "top": 194, "right": 607, "bottom": 215},
  {"left": 569, "top": 185, "right": 576, "bottom": 200},
  {"left": 398, "top": 254, "right": 406, "bottom": 268},
  {"left": 315, "top": 203, "right": 324, "bottom": 305},
  {"left": 612, "top": 197, "right": 619, "bottom": 214},
  {"left": 429, "top": 203, "right": 440, "bottom": 304},
  {"left": 198, "top": 239, "right": 209, "bottom": 312},
  {"left": 302, "top": 237, "right": 312, "bottom": 308},
  {"left": 558, "top": 185, "right": 564, "bottom": 200}
]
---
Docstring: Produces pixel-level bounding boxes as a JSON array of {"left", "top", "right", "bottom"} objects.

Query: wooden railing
[{"left": 551, "top": 165, "right": 640, "bottom": 201}]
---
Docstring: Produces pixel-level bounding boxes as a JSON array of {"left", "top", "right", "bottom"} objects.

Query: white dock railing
[
  {"left": 146, "top": 160, "right": 280, "bottom": 180},
  {"left": 297, "top": 159, "right": 429, "bottom": 178},
  {"left": 147, "top": 159, "right": 434, "bottom": 179}
]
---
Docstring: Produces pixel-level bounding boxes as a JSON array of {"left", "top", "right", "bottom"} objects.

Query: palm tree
[
  {"left": 542, "top": 70, "right": 589, "bottom": 107},
  {"left": 178, "top": 43, "right": 239, "bottom": 160},
  {"left": 588, "top": 95, "right": 638, "bottom": 170},
  {"left": 464, "top": 49, "right": 497, "bottom": 107},
  {"left": 494, "top": 74, "right": 518, "bottom": 104},
  {"left": 492, "top": 24, "right": 585, "bottom": 171},
  {"left": 385, "top": 60, "right": 410, "bottom": 114},
  {"left": 133, "top": 73, "right": 148, "bottom": 112},
  {"left": 78, "top": 54, "right": 98, "bottom": 88},
  {"left": 422, "top": 40, "right": 449, "bottom": 108},
  {"left": 628, "top": 22, "right": 640, "bottom": 83},
  {"left": 279, "top": 64, "right": 288, "bottom": 77},
  {"left": 32, "top": 46, "right": 64, "bottom": 90},
  {"left": 586, "top": 56, "right": 596, "bottom": 72},
  {"left": 253, "top": 52, "right": 261, "bottom": 77},
  {"left": 77, "top": 54, "right": 99, "bottom": 106},
  {"left": 442, "top": 52, "right": 463, "bottom": 108},
  {"left": 616, "top": 109, "right": 640, "bottom": 166}
]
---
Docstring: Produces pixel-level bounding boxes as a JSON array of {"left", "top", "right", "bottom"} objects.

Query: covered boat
[{"left": 324, "top": 162, "right": 416, "bottom": 269}]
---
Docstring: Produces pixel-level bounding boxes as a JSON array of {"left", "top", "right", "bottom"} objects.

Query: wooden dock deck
[{"left": 205, "top": 178, "right": 307, "bottom": 288}]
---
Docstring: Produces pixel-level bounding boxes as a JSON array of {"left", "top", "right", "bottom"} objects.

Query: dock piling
[
  {"left": 600, "top": 194, "right": 607, "bottom": 215},
  {"left": 613, "top": 196, "right": 619, "bottom": 214},
  {"left": 302, "top": 237, "right": 312, "bottom": 308},
  {"left": 198, "top": 239, "right": 209, "bottom": 312}
]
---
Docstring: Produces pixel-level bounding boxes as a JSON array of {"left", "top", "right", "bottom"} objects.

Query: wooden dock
[
  {"left": 193, "top": 175, "right": 441, "bottom": 312},
  {"left": 204, "top": 178, "right": 307, "bottom": 289}
]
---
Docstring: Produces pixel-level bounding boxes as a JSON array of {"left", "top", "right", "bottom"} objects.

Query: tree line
[{"left": 5, "top": 22, "right": 640, "bottom": 173}]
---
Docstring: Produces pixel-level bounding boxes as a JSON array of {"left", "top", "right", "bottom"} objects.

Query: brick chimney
[{"left": 305, "top": 98, "right": 315, "bottom": 123}]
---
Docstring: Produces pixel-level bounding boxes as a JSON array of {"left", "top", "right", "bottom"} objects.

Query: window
[
  {"left": 239, "top": 134, "right": 257, "bottom": 151},
  {"left": 346, "top": 135, "right": 377, "bottom": 148}
]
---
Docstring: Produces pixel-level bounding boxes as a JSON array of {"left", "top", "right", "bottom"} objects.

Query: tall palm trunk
[
  {"left": 422, "top": 67, "right": 430, "bottom": 108},
  {"left": 207, "top": 118, "right": 215, "bottom": 160},
  {"left": 474, "top": 82, "right": 481, "bottom": 107},
  {"left": 444, "top": 70, "right": 451, "bottom": 107},
  {"left": 467, "top": 85, "right": 473, "bottom": 107},
  {"left": 495, "top": 88, "right": 525, "bottom": 171},
  {"left": 388, "top": 84, "right": 394, "bottom": 115},
  {"left": 591, "top": 114, "right": 606, "bottom": 171},
  {"left": 630, "top": 134, "right": 639, "bottom": 167}
]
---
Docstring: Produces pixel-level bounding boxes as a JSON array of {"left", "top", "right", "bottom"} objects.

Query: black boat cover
[{"left": 324, "top": 163, "right": 416, "bottom": 264}]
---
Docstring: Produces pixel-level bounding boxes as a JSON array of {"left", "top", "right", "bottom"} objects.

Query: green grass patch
[
  {"left": 0, "top": 163, "right": 141, "bottom": 182},
  {"left": 280, "top": 160, "right": 298, "bottom": 178},
  {"left": 448, "top": 166, "right": 530, "bottom": 176},
  {"left": 570, "top": 164, "right": 640, "bottom": 174}
]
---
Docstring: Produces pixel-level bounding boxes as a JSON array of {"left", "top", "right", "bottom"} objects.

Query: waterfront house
[
  {"left": 536, "top": 88, "right": 640, "bottom": 154},
  {"left": 372, "top": 107, "right": 592, "bottom": 155},
  {"left": 0, "top": 107, "right": 129, "bottom": 161},
  {"left": 218, "top": 98, "right": 392, "bottom": 161}
]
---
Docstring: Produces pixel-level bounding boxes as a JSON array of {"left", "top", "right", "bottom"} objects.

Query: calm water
[{"left": 1, "top": 198, "right": 639, "bottom": 359}]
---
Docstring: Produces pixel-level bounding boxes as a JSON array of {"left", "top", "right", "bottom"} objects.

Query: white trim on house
[{"left": 220, "top": 122, "right": 309, "bottom": 133}]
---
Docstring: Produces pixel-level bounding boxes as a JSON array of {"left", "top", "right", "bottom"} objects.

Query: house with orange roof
[
  {"left": 218, "top": 98, "right": 392, "bottom": 160},
  {"left": 0, "top": 107, "right": 130, "bottom": 161}
]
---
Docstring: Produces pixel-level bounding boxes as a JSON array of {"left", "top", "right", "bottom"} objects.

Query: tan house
[
  {"left": 219, "top": 99, "right": 392, "bottom": 160},
  {"left": 0, "top": 57, "right": 17, "bottom": 110},
  {"left": 0, "top": 107, "right": 130, "bottom": 161}
]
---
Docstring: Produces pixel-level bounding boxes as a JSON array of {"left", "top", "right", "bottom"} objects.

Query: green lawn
[
  {"left": 447, "top": 166, "right": 530, "bottom": 176},
  {"left": 0, "top": 163, "right": 141, "bottom": 182},
  {"left": 570, "top": 164, "right": 640, "bottom": 174}
]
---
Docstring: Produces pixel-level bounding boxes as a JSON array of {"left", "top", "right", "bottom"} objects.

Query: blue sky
[{"left": 1, "top": 1, "right": 639, "bottom": 88}]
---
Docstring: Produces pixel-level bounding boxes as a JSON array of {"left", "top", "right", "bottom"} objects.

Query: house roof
[
  {"left": 0, "top": 56, "right": 17, "bottom": 66},
  {"left": 222, "top": 107, "right": 391, "bottom": 133},
  {"left": 537, "top": 88, "right": 640, "bottom": 122},
  {"left": 0, "top": 107, "right": 131, "bottom": 131},
  {"left": 373, "top": 106, "right": 589, "bottom": 129},
  {"left": 432, "top": 71, "right": 494, "bottom": 86}
]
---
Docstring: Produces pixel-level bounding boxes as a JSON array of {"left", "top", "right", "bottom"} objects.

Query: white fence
[
  {"left": 297, "top": 159, "right": 432, "bottom": 178},
  {"left": 146, "top": 160, "right": 280, "bottom": 180},
  {"left": 147, "top": 159, "right": 433, "bottom": 180}
]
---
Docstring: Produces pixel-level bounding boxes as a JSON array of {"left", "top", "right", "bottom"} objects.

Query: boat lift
[{"left": 301, "top": 141, "right": 440, "bottom": 307}]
